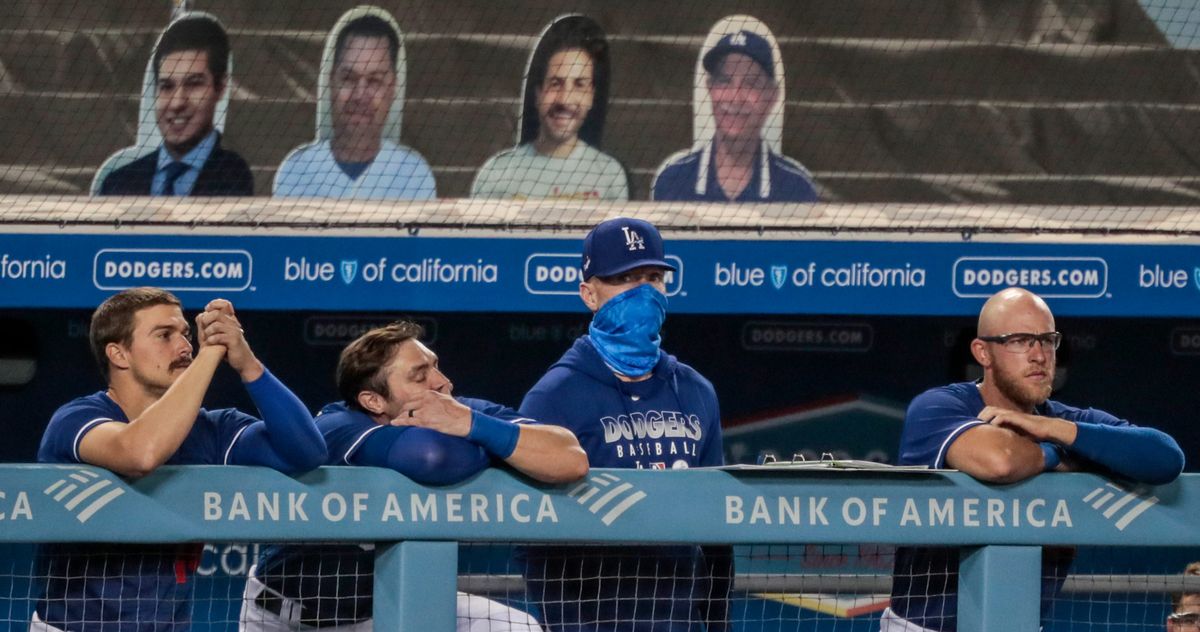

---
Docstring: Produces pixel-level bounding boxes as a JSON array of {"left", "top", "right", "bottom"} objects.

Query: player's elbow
[
  {"left": 108, "top": 438, "right": 172, "bottom": 479},
  {"left": 532, "top": 447, "right": 589, "bottom": 485},
  {"left": 556, "top": 448, "right": 590, "bottom": 483},
  {"left": 1141, "top": 469, "right": 1182, "bottom": 487},
  {"left": 1140, "top": 445, "right": 1185, "bottom": 486},
  {"left": 396, "top": 436, "right": 490, "bottom": 486},
  {"left": 117, "top": 453, "right": 166, "bottom": 479},
  {"left": 275, "top": 447, "right": 328, "bottom": 477},
  {"left": 116, "top": 464, "right": 154, "bottom": 479},
  {"left": 408, "top": 444, "right": 457, "bottom": 483},
  {"left": 285, "top": 443, "right": 329, "bottom": 474},
  {"left": 960, "top": 450, "right": 1036, "bottom": 484}
]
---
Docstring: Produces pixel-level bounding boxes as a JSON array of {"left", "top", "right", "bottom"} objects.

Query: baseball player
[
  {"left": 471, "top": 15, "right": 628, "bottom": 201},
  {"left": 519, "top": 217, "right": 731, "bottom": 631},
  {"left": 652, "top": 16, "right": 818, "bottom": 202},
  {"left": 274, "top": 6, "right": 436, "bottom": 199},
  {"left": 32, "top": 288, "right": 326, "bottom": 632},
  {"left": 886, "top": 287, "right": 1184, "bottom": 632},
  {"left": 240, "top": 321, "right": 587, "bottom": 632}
]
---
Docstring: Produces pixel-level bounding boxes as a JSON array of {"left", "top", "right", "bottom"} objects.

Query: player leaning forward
[
  {"left": 520, "top": 217, "right": 730, "bottom": 631},
  {"left": 886, "top": 287, "right": 1185, "bottom": 632},
  {"left": 33, "top": 288, "right": 326, "bottom": 632},
  {"left": 241, "top": 321, "right": 588, "bottom": 632}
]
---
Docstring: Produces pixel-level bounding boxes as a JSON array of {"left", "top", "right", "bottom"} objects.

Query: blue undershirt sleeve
[
  {"left": 1069, "top": 422, "right": 1184, "bottom": 485},
  {"left": 353, "top": 426, "right": 491, "bottom": 486},
  {"left": 1040, "top": 442, "right": 1064, "bottom": 472},
  {"left": 467, "top": 411, "right": 520, "bottom": 459},
  {"left": 227, "top": 368, "right": 327, "bottom": 474}
]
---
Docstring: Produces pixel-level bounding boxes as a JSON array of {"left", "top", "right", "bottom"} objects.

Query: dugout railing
[{"left": 0, "top": 465, "right": 1197, "bottom": 631}]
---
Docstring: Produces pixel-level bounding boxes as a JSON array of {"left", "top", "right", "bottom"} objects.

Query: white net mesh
[
  {"left": 6, "top": 543, "right": 1198, "bottom": 631},
  {"left": 0, "top": 0, "right": 1199, "bottom": 224}
]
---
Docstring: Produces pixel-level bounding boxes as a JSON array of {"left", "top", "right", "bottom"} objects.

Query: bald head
[
  {"left": 978, "top": 288, "right": 1054, "bottom": 337},
  {"left": 972, "top": 287, "right": 1057, "bottom": 410}
]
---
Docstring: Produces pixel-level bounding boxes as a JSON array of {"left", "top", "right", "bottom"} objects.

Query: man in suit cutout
[{"left": 99, "top": 15, "right": 252, "bottom": 196}]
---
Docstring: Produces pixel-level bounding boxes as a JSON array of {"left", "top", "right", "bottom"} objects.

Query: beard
[{"left": 992, "top": 361, "right": 1054, "bottom": 410}]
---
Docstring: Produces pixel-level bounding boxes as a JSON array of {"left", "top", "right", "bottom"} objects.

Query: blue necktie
[{"left": 162, "top": 162, "right": 189, "bottom": 196}]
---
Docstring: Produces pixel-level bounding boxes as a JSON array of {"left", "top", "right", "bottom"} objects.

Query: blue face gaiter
[{"left": 589, "top": 284, "right": 667, "bottom": 378}]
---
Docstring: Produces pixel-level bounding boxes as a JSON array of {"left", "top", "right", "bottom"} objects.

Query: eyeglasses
[
  {"left": 1169, "top": 612, "right": 1200, "bottom": 627},
  {"left": 977, "top": 332, "right": 1062, "bottom": 354}
]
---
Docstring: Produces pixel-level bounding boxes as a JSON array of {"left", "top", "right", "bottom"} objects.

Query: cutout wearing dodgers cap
[
  {"left": 582, "top": 217, "right": 677, "bottom": 280},
  {"left": 702, "top": 29, "right": 775, "bottom": 79}
]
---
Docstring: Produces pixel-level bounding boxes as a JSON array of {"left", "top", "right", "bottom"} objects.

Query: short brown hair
[
  {"left": 1173, "top": 561, "right": 1200, "bottom": 610},
  {"left": 154, "top": 16, "right": 230, "bottom": 85},
  {"left": 334, "top": 15, "right": 399, "bottom": 69},
  {"left": 90, "top": 288, "right": 182, "bottom": 380},
  {"left": 337, "top": 321, "right": 424, "bottom": 411}
]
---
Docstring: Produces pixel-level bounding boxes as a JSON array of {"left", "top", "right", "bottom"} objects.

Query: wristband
[
  {"left": 467, "top": 411, "right": 520, "bottom": 458},
  {"left": 1040, "top": 442, "right": 1064, "bottom": 472}
]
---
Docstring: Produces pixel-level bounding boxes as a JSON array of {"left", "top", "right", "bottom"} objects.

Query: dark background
[{"left": 3, "top": 308, "right": 1196, "bottom": 468}]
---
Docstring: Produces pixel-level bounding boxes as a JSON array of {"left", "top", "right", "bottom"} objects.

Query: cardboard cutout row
[
  {"left": 87, "top": 12, "right": 817, "bottom": 203},
  {"left": 91, "top": 13, "right": 252, "bottom": 196},
  {"left": 273, "top": 6, "right": 436, "bottom": 200},
  {"left": 471, "top": 15, "right": 629, "bottom": 201},
  {"left": 652, "top": 16, "right": 820, "bottom": 202}
]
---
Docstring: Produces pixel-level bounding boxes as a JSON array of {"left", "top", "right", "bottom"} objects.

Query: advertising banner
[
  {"left": 3, "top": 234, "right": 1200, "bottom": 316},
  {"left": 0, "top": 466, "right": 1196, "bottom": 545}
]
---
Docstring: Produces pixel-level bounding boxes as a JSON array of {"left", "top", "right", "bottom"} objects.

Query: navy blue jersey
[
  {"left": 35, "top": 392, "right": 259, "bottom": 632},
  {"left": 254, "top": 397, "right": 529, "bottom": 625},
  {"left": 520, "top": 336, "right": 722, "bottom": 471},
  {"left": 38, "top": 392, "right": 258, "bottom": 466},
  {"left": 651, "top": 140, "right": 818, "bottom": 202},
  {"left": 519, "top": 336, "right": 726, "bottom": 631},
  {"left": 892, "top": 381, "right": 1182, "bottom": 631}
]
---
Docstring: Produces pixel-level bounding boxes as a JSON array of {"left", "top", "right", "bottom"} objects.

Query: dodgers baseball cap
[
  {"left": 582, "top": 217, "right": 676, "bottom": 280},
  {"left": 702, "top": 30, "right": 774, "bottom": 78}
]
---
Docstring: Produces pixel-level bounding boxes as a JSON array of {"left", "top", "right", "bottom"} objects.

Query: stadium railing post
[
  {"left": 373, "top": 540, "right": 458, "bottom": 632},
  {"left": 958, "top": 545, "right": 1041, "bottom": 631}
]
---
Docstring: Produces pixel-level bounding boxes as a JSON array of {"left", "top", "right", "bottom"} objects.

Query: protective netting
[
  {"left": 1045, "top": 548, "right": 1200, "bottom": 632},
  {"left": 2, "top": 0, "right": 1200, "bottom": 235},
  {"left": 3, "top": 543, "right": 1198, "bottom": 631}
]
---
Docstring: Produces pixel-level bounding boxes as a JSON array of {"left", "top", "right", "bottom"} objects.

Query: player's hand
[
  {"left": 194, "top": 312, "right": 227, "bottom": 360},
  {"left": 978, "top": 406, "right": 1077, "bottom": 446},
  {"left": 197, "top": 299, "right": 263, "bottom": 382},
  {"left": 389, "top": 390, "right": 472, "bottom": 437}
]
